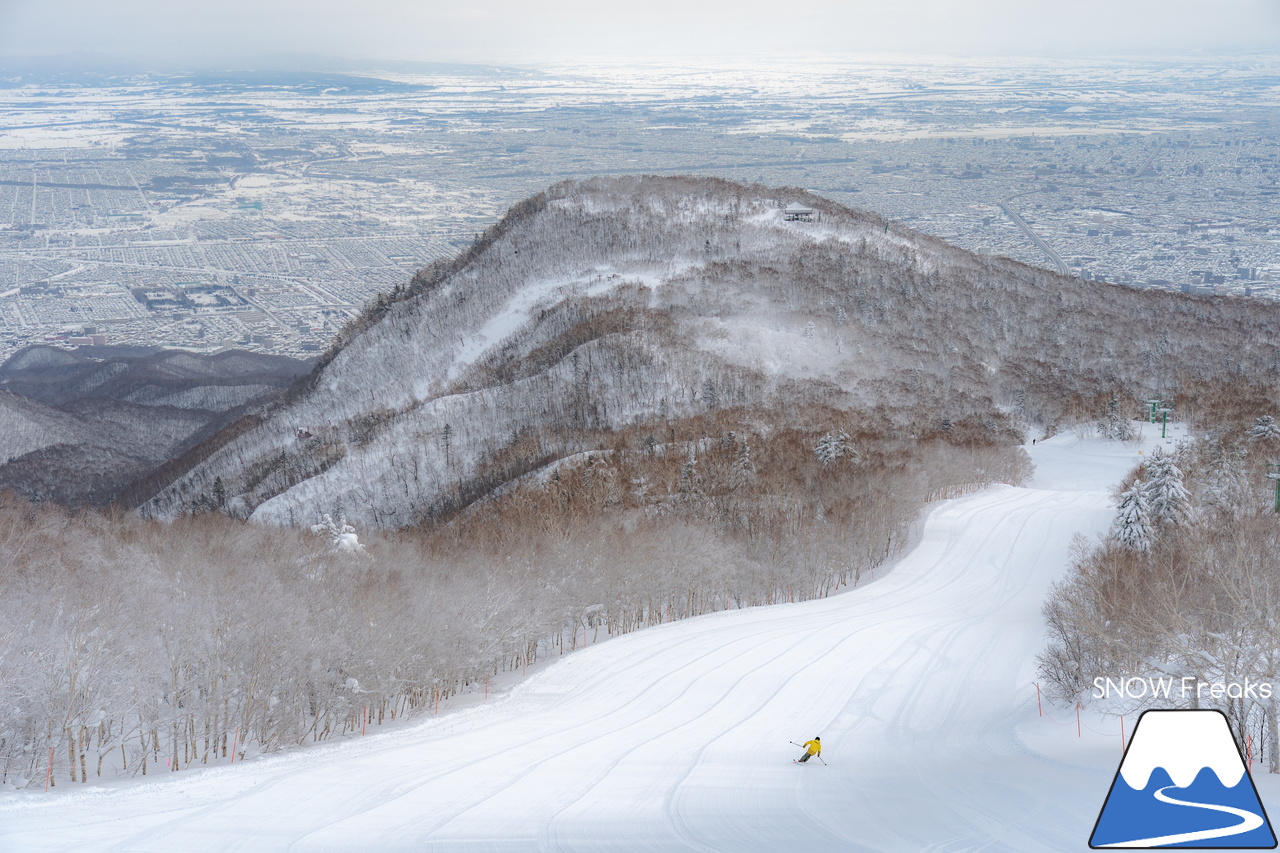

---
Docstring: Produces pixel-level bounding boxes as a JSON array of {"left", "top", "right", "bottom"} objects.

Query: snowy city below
[{"left": 0, "top": 54, "right": 1277, "bottom": 360}]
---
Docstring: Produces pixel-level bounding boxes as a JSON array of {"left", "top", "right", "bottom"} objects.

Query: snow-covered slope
[
  {"left": 140, "top": 176, "right": 1280, "bottom": 528},
  {"left": 4, "top": 424, "right": 1241, "bottom": 852}
]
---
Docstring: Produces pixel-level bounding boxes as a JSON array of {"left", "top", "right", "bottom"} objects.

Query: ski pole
[{"left": 818, "top": 756, "right": 828, "bottom": 766}]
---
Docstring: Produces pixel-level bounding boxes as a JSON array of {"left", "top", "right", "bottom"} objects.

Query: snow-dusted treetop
[
  {"left": 1248, "top": 415, "right": 1280, "bottom": 442},
  {"left": 1144, "top": 446, "right": 1190, "bottom": 527},
  {"left": 1110, "top": 482, "right": 1152, "bottom": 553},
  {"left": 310, "top": 512, "right": 366, "bottom": 555}
]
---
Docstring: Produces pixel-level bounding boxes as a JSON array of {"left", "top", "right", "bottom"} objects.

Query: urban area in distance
[{"left": 0, "top": 53, "right": 1276, "bottom": 361}]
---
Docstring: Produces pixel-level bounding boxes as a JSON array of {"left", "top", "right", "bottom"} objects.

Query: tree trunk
[
  {"left": 78, "top": 727, "right": 87, "bottom": 783},
  {"left": 1269, "top": 705, "right": 1279, "bottom": 774}
]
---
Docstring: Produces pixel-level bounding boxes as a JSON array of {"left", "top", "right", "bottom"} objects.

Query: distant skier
[{"left": 797, "top": 736, "right": 821, "bottom": 763}]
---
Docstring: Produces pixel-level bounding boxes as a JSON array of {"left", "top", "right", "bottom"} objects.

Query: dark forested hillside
[{"left": 0, "top": 346, "right": 310, "bottom": 506}]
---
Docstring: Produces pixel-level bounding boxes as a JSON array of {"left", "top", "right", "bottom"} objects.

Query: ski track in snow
[{"left": 1, "top": 427, "right": 1195, "bottom": 852}]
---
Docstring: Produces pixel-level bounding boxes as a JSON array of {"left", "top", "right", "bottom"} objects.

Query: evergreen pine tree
[
  {"left": 701, "top": 380, "right": 719, "bottom": 409},
  {"left": 1098, "top": 392, "right": 1133, "bottom": 441},
  {"left": 1199, "top": 441, "right": 1249, "bottom": 518},
  {"left": 1144, "top": 446, "right": 1191, "bottom": 527},
  {"left": 815, "top": 431, "right": 847, "bottom": 467},
  {"left": 678, "top": 453, "right": 704, "bottom": 507},
  {"left": 310, "top": 513, "right": 365, "bottom": 554},
  {"left": 1248, "top": 415, "right": 1280, "bottom": 442},
  {"left": 1111, "top": 482, "right": 1153, "bottom": 552},
  {"left": 731, "top": 438, "right": 756, "bottom": 487}
]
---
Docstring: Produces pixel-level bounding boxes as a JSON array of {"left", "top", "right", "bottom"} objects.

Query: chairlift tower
[
  {"left": 1145, "top": 398, "right": 1163, "bottom": 425},
  {"left": 1157, "top": 407, "right": 1172, "bottom": 440}
]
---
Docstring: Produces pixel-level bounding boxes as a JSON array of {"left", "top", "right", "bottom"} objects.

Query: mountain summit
[{"left": 138, "top": 176, "right": 1280, "bottom": 526}]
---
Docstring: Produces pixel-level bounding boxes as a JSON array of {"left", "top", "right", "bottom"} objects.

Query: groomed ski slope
[{"left": 7, "top": 424, "right": 1257, "bottom": 853}]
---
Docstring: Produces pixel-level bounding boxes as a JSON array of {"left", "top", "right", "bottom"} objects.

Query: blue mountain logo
[{"left": 1090, "top": 709, "right": 1277, "bottom": 848}]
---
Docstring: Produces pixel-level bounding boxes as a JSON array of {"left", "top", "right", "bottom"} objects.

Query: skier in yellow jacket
[{"left": 797, "top": 736, "right": 821, "bottom": 763}]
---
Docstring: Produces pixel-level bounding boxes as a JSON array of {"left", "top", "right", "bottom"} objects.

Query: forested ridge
[
  {"left": 0, "top": 346, "right": 309, "bottom": 508},
  {"left": 5, "top": 175, "right": 1280, "bottom": 789},
  {"left": 142, "top": 175, "right": 1280, "bottom": 526}
]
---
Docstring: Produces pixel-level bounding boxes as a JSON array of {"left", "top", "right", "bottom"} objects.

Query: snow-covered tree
[
  {"left": 1198, "top": 441, "right": 1249, "bottom": 519},
  {"left": 1248, "top": 415, "right": 1280, "bottom": 443},
  {"left": 1144, "top": 446, "right": 1190, "bottom": 527},
  {"left": 1110, "top": 482, "right": 1153, "bottom": 553},
  {"left": 1097, "top": 393, "right": 1134, "bottom": 441},
  {"left": 701, "top": 380, "right": 719, "bottom": 409},
  {"left": 731, "top": 438, "right": 756, "bottom": 487},
  {"left": 814, "top": 430, "right": 851, "bottom": 467},
  {"left": 677, "top": 453, "right": 704, "bottom": 507},
  {"left": 310, "top": 513, "right": 366, "bottom": 555}
]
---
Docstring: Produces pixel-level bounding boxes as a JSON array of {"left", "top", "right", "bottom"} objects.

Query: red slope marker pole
[
  {"left": 1035, "top": 683, "right": 1043, "bottom": 717},
  {"left": 45, "top": 747, "right": 52, "bottom": 792},
  {"left": 230, "top": 726, "right": 239, "bottom": 764}
]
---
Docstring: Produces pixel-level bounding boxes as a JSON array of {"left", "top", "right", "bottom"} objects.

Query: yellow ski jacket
[{"left": 803, "top": 739, "right": 821, "bottom": 756}]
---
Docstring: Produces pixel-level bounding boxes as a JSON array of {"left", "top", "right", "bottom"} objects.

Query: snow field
[{"left": 7, "top": 421, "right": 1266, "bottom": 852}]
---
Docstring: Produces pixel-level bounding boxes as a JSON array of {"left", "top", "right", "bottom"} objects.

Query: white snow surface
[
  {"left": 445, "top": 273, "right": 585, "bottom": 384},
  {"left": 1118, "top": 710, "right": 1246, "bottom": 790},
  {"left": 8, "top": 422, "right": 1259, "bottom": 852}
]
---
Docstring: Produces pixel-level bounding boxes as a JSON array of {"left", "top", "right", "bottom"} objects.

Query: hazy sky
[{"left": 1, "top": 0, "right": 1277, "bottom": 67}]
